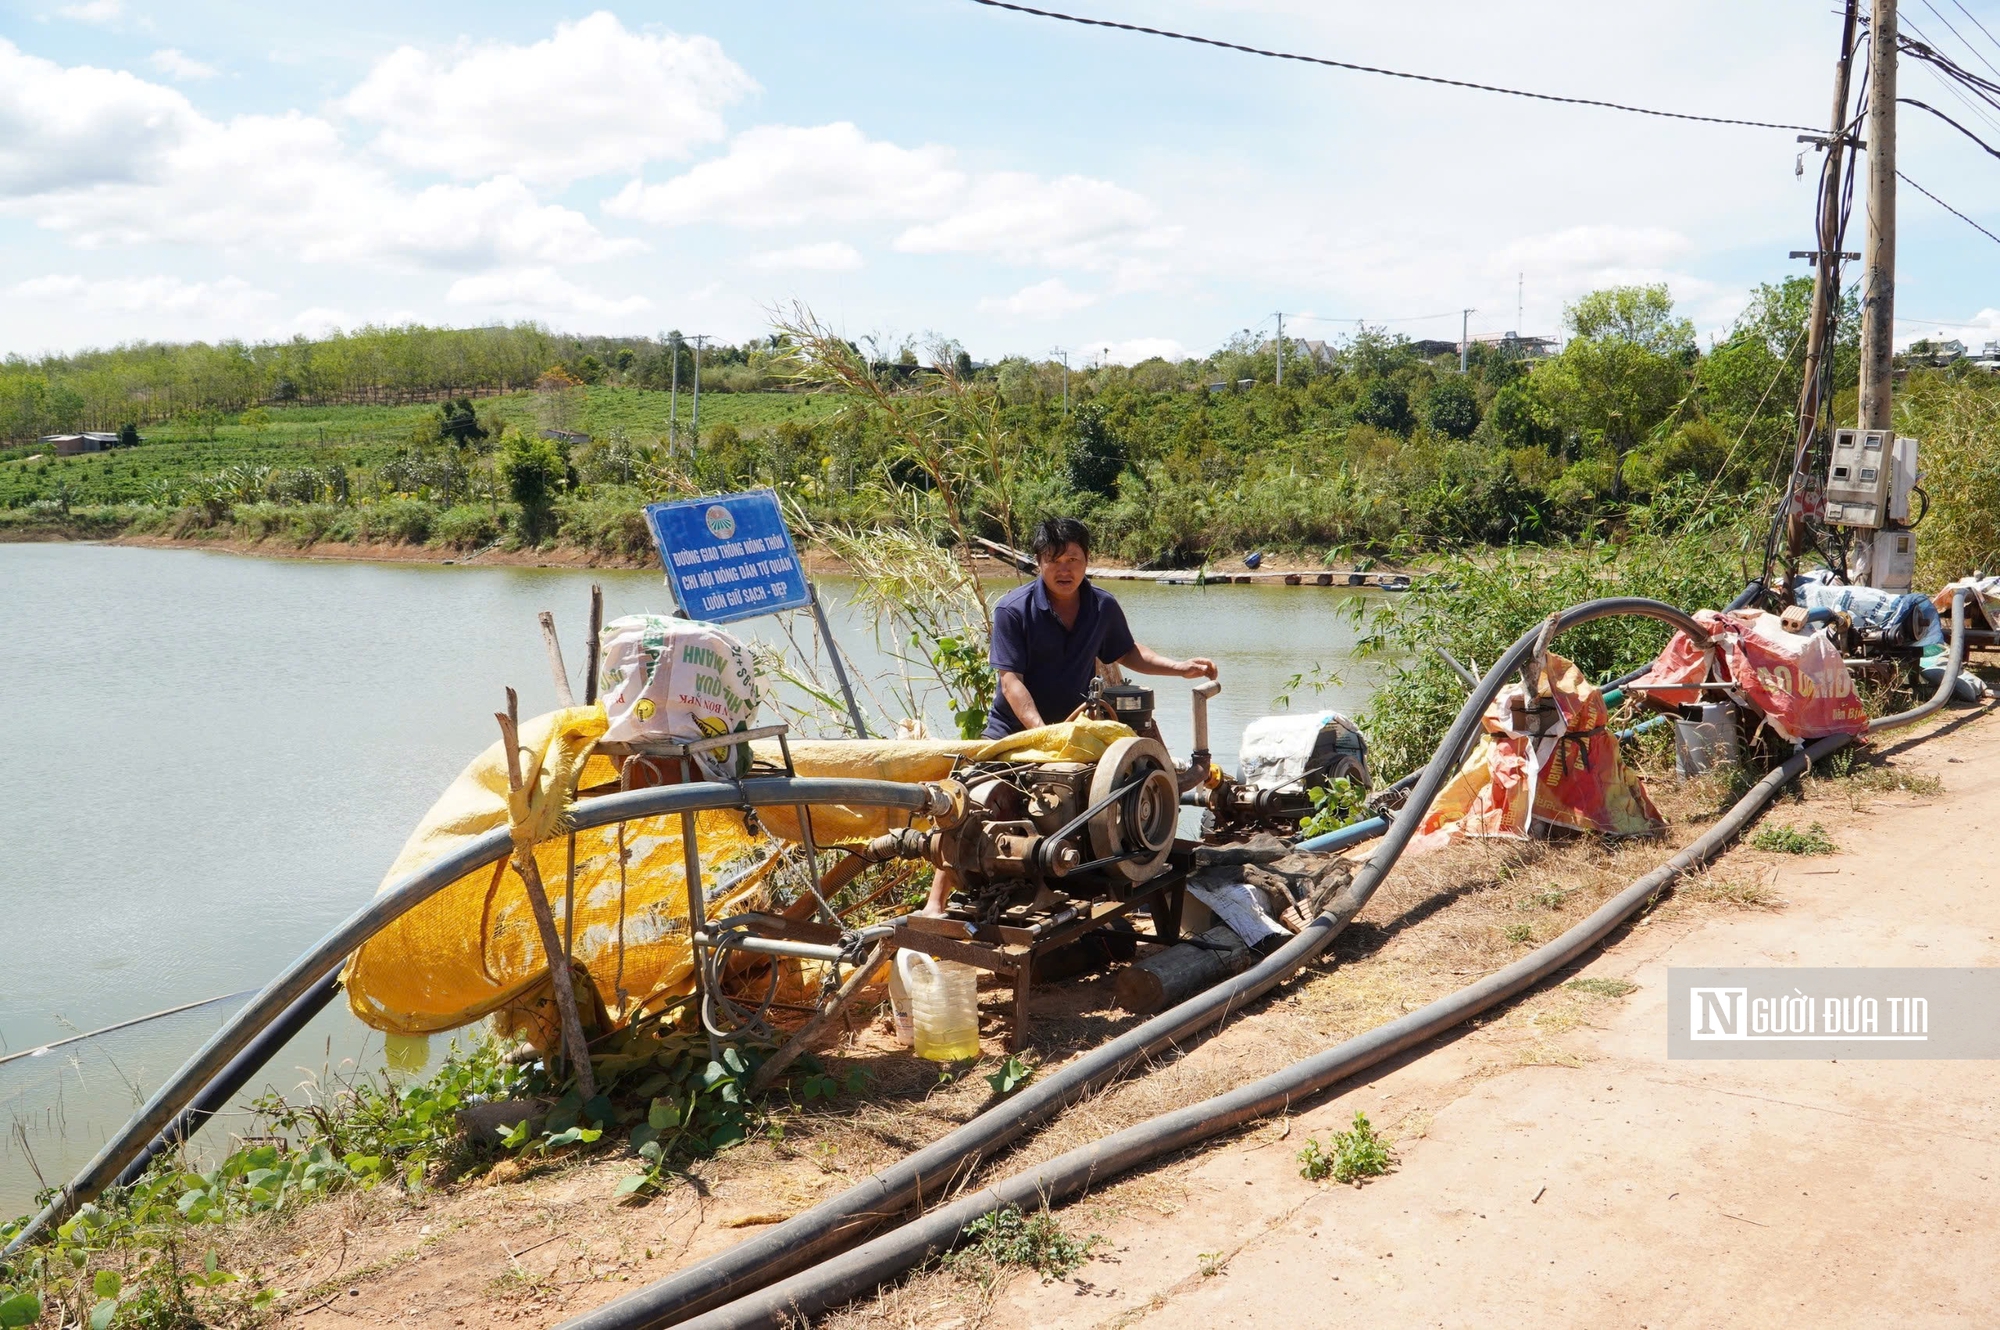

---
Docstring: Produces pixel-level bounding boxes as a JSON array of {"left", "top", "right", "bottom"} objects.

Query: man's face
[{"left": 1037, "top": 542, "right": 1087, "bottom": 598}]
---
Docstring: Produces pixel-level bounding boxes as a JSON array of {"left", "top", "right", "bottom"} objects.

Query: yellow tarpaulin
[{"left": 343, "top": 714, "right": 1134, "bottom": 1037}]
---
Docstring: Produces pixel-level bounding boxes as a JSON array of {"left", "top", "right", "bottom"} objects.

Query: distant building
[
  {"left": 539, "top": 429, "right": 591, "bottom": 447},
  {"left": 1475, "top": 332, "right": 1558, "bottom": 360},
  {"left": 1409, "top": 339, "right": 1460, "bottom": 358},
  {"left": 38, "top": 432, "right": 123, "bottom": 455}
]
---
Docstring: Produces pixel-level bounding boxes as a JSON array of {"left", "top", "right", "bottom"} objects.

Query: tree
[
  {"left": 501, "top": 434, "right": 567, "bottom": 541},
  {"left": 1354, "top": 379, "right": 1412, "bottom": 433},
  {"left": 1490, "top": 382, "right": 1559, "bottom": 451},
  {"left": 1065, "top": 402, "right": 1127, "bottom": 497},
  {"left": 1535, "top": 284, "right": 1696, "bottom": 497},
  {"left": 438, "top": 397, "right": 489, "bottom": 447},
  {"left": 1424, "top": 377, "right": 1479, "bottom": 439},
  {"left": 117, "top": 422, "right": 140, "bottom": 448}
]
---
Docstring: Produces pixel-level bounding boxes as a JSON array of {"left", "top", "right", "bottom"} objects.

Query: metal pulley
[{"left": 1087, "top": 736, "right": 1179, "bottom": 882}]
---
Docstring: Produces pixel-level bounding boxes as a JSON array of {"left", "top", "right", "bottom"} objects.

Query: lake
[{"left": 0, "top": 540, "right": 1385, "bottom": 1213}]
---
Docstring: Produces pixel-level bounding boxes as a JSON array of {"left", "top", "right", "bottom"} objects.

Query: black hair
[{"left": 1031, "top": 516, "right": 1091, "bottom": 560}]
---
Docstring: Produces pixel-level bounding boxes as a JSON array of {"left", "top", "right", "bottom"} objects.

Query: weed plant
[
  {"left": 1297, "top": 1111, "right": 1395, "bottom": 1185},
  {"left": 945, "top": 1206, "right": 1098, "bottom": 1287},
  {"left": 1750, "top": 821, "right": 1836, "bottom": 855}
]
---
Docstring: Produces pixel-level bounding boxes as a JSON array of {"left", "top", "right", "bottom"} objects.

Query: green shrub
[
  {"left": 354, "top": 497, "right": 436, "bottom": 544},
  {"left": 433, "top": 504, "right": 502, "bottom": 550}
]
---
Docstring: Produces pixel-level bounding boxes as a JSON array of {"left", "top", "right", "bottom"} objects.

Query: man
[
  {"left": 983, "top": 516, "right": 1218, "bottom": 737},
  {"left": 924, "top": 517, "right": 1216, "bottom": 913}
]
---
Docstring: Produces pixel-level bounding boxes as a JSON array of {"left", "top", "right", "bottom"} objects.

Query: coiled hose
[
  {"left": 650, "top": 589, "right": 1971, "bottom": 1330},
  {"left": 554, "top": 597, "right": 1712, "bottom": 1330}
]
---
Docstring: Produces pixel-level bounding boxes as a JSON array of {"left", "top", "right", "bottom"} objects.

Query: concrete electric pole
[
  {"left": 1054, "top": 348, "right": 1070, "bottom": 413},
  {"left": 667, "top": 332, "right": 681, "bottom": 452},
  {"left": 1274, "top": 311, "right": 1284, "bottom": 388},
  {"left": 1459, "top": 308, "right": 1476, "bottom": 374},
  {"left": 1858, "top": 0, "right": 1898, "bottom": 430},
  {"left": 691, "top": 334, "right": 707, "bottom": 445}
]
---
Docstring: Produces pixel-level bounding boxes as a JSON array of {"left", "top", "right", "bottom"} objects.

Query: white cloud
[
  {"left": 10, "top": 272, "right": 274, "bottom": 320},
  {"left": 746, "top": 241, "right": 863, "bottom": 271},
  {"left": 2, "top": 51, "right": 639, "bottom": 272},
  {"left": 898, "top": 173, "right": 1165, "bottom": 266},
  {"left": 0, "top": 39, "right": 199, "bottom": 194},
  {"left": 613, "top": 121, "right": 1172, "bottom": 273},
  {"left": 343, "top": 12, "right": 753, "bottom": 187},
  {"left": 1098, "top": 337, "right": 1191, "bottom": 365},
  {"left": 978, "top": 277, "right": 1096, "bottom": 318},
  {"left": 609, "top": 122, "right": 961, "bottom": 227},
  {"left": 445, "top": 267, "right": 651, "bottom": 318},
  {"left": 148, "top": 48, "right": 217, "bottom": 81},
  {"left": 57, "top": 0, "right": 122, "bottom": 26}
]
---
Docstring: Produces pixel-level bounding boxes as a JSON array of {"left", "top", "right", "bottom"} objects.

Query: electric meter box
[{"left": 1824, "top": 427, "right": 1892, "bottom": 529}]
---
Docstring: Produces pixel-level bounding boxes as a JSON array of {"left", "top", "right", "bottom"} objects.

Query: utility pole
[
  {"left": 1779, "top": 0, "right": 1862, "bottom": 575},
  {"left": 1053, "top": 348, "right": 1069, "bottom": 413},
  {"left": 1516, "top": 274, "right": 1524, "bottom": 334},
  {"left": 1858, "top": 0, "right": 1897, "bottom": 431},
  {"left": 691, "top": 334, "right": 707, "bottom": 445},
  {"left": 1274, "top": 311, "right": 1284, "bottom": 388},
  {"left": 1459, "top": 308, "right": 1476, "bottom": 374},
  {"left": 667, "top": 332, "right": 681, "bottom": 452}
]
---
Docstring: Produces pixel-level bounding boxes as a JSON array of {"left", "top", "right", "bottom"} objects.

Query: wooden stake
[
  {"left": 497, "top": 688, "right": 596, "bottom": 1099},
  {"left": 538, "top": 612, "right": 576, "bottom": 708},
  {"left": 583, "top": 584, "right": 604, "bottom": 706}
]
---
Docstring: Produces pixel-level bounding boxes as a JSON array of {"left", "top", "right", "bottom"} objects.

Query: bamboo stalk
[
  {"left": 538, "top": 611, "right": 576, "bottom": 707},
  {"left": 496, "top": 688, "right": 596, "bottom": 1099}
]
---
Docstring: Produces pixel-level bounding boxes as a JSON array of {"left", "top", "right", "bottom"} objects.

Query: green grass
[
  {"left": 1750, "top": 821, "right": 1836, "bottom": 855},
  {"left": 1566, "top": 977, "right": 1639, "bottom": 998}
]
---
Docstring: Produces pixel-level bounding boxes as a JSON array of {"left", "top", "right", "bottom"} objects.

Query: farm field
[{"left": 0, "top": 388, "right": 842, "bottom": 509}]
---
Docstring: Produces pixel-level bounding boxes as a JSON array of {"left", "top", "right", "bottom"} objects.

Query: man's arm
[
  {"left": 997, "top": 670, "right": 1045, "bottom": 729},
  {"left": 1118, "top": 643, "right": 1218, "bottom": 680}
]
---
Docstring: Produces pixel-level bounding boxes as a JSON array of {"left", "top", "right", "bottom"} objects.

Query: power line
[
  {"left": 1898, "top": 167, "right": 2000, "bottom": 245},
  {"left": 1899, "top": 95, "right": 2000, "bottom": 157},
  {"left": 1949, "top": 0, "right": 2000, "bottom": 66},
  {"left": 1920, "top": 0, "right": 2000, "bottom": 81},
  {"left": 965, "top": 0, "right": 1820, "bottom": 132}
]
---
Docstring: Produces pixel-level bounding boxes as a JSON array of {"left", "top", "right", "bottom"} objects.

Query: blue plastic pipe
[{"left": 1296, "top": 815, "right": 1389, "bottom": 854}]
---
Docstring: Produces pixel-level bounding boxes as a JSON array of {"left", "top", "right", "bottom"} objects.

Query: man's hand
[{"left": 1179, "top": 656, "right": 1219, "bottom": 680}]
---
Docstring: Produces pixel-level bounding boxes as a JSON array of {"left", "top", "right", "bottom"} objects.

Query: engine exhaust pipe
[{"left": 1179, "top": 678, "right": 1221, "bottom": 794}]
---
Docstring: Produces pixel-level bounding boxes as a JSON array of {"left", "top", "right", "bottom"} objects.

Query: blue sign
[{"left": 643, "top": 489, "right": 812, "bottom": 624}]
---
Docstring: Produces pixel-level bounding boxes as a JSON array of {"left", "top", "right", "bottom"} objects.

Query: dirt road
[{"left": 991, "top": 708, "right": 2000, "bottom": 1329}]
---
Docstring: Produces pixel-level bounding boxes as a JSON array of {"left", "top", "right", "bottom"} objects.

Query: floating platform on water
[{"left": 971, "top": 538, "right": 1412, "bottom": 591}]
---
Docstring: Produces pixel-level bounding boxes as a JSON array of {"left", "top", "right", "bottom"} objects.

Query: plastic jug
[
  {"left": 886, "top": 955, "right": 914, "bottom": 1046},
  {"left": 896, "top": 949, "right": 980, "bottom": 1062}
]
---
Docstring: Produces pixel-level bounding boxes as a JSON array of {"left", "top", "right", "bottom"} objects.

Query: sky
[{"left": 3, "top": 0, "right": 1998, "bottom": 364}]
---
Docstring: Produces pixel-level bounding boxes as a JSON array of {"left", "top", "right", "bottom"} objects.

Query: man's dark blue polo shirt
[{"left": 982, "top": 576, "right": 1136, "bottom": 738}]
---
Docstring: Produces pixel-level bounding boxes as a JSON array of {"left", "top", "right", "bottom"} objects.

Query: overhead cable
[
  {"left": 1899, "top": 168, "right": 2000, "bottom": 245},
  {"left": 964, "top": 0, "right": 1821, "bottom": 132}
]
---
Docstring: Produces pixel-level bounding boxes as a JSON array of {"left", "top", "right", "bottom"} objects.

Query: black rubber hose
[
  {"left": 675, "top": 592, "right": 1973, "bottom": 1329},
  {"left": 555, "top": 597, "right": 1710, "bottom": 1330},
  {"left": 3, "top": 776, "right": 940, "bottom": 1259},
  {"left": 112, "top": 970, "right": 343, "bottom": 1189},
  {"left": 676, "top": 731, "right": 1852, "bottom": 1330}
]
